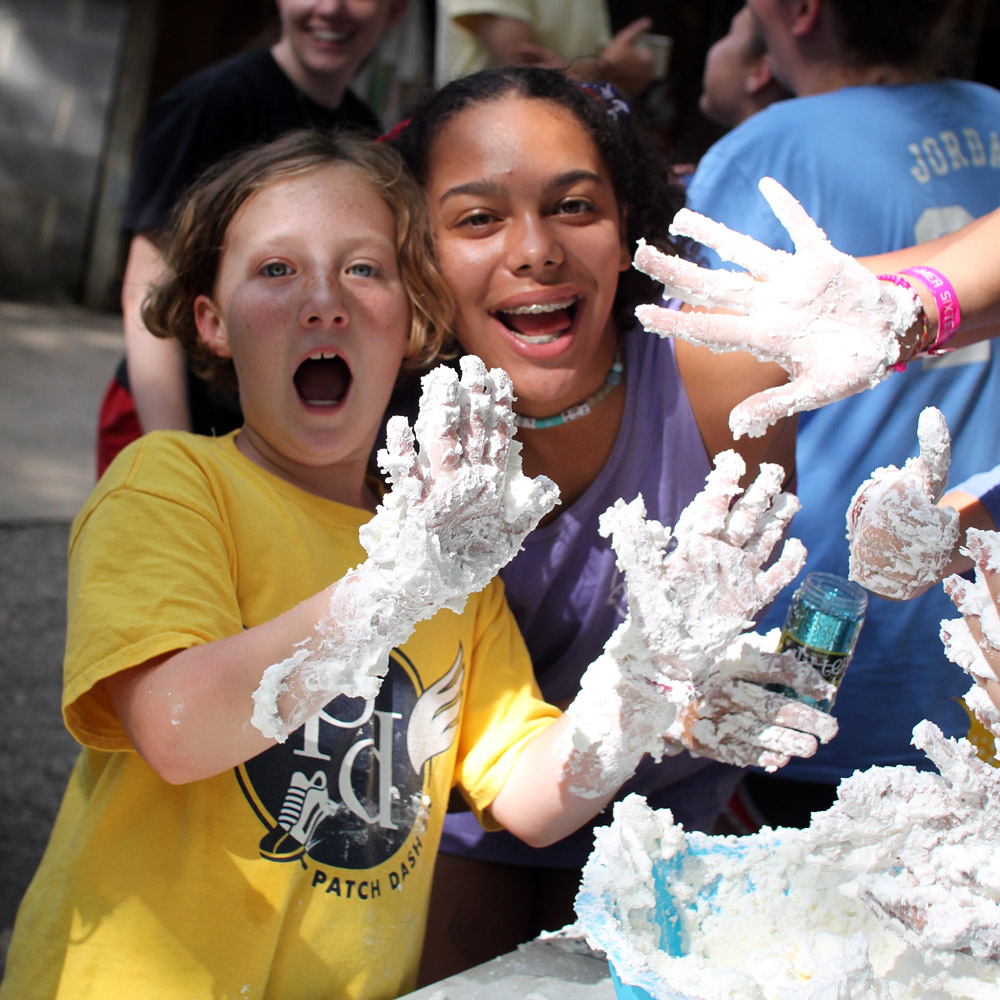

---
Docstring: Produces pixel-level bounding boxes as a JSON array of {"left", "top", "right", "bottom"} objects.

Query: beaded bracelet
[
  {"left": 877, "top": 273, "right": 932, "bottom": 372},
  {"left": 898, "top": 266, "right": 962, "bottom": 351}
]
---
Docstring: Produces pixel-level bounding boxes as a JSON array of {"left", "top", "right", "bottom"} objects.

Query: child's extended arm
[
  {"left": 632, "top": 179, "right": 999, "bottom": 440},
  {"left": 105, "top": 357, "right": 558, "bottom": 784},
  {"left": 491, "top": 451, "right": 837, "bottom": 847}
]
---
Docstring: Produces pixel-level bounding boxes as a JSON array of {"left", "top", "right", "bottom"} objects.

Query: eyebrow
[{"left": 438, "top": 169, "right": 605, "bottom": 204}]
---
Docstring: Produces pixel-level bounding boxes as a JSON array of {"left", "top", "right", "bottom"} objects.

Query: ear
[
  {"left": 789, "top": 0, "right": 822, "bottom": 38},
  {"left": 745, "top": 54, "right": 775, "bottom": 96},
  {"left": 194, "top": 294, "right": 232, "bottom": 359}
]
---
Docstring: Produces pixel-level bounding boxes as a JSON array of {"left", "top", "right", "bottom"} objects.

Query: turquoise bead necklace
[{"left": 512, "top": 346, "right": 624, "bottom": 430}]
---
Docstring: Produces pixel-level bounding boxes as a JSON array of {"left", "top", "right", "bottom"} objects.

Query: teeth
[
  {"left": 307, "top": 351, "right": 336, "bottom": 361},
  {"left": 313, "top": 30, "right": 350, "bottom": 42},
  {"left": 500, "top": 298, "right": 576, "bottom": 316}
]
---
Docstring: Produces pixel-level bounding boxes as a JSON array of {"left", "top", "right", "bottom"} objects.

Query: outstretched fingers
[
  {"left": 722, "top": 462, "right": 786, "bottom": 546},
  {"left": 635, "top": 303, "right": 787, "bottom": 361},
  {"left": 758, "top": 177, "right": 834, "bottom": 256},
  {"left": 675, "top": 450, "right": 746, "bottom": 538},
  {"left": 413, "top": 363, "right": 463, "bottom": 474},
  {"left": 633, "top": 240, "right": 758, "bottom": 310},
  {"left": 668, "top": 206, "right": 787, "bottom": 277}
]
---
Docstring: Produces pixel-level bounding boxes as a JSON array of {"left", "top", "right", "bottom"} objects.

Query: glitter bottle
[{"left": 774, "top": 572, "right": 868, "bottom": 712}]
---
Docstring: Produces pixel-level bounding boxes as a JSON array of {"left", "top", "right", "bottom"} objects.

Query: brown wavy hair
[{"left": 142, "top": 128, "right": 455, "bottom": 392}]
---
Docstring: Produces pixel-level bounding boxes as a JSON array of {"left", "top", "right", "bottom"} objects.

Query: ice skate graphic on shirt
[
  {"left": 259, "top": 770, "right": 339, "bottom": 862},
  {"left": 238, "top": 645, "right": 464, "bottom": 872}
]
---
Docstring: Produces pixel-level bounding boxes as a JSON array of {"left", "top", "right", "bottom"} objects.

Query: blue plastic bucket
[{"left": 576, "top": 797, "right": 782, "bottom": 1000}]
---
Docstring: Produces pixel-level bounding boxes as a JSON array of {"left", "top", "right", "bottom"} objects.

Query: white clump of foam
[
  {"left": 577, "top": 708, "right": 1000, "bottom": 999},
  {"left": 251, "top": 356, "right": 559, "bottom": 741}
]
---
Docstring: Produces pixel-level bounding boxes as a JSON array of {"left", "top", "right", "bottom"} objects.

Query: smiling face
[
  {"left": 424, "top": 96, "right": 630, "bottom": 419},
  {"left": 194, "top": 163, "right": 410, "bottom": 503},
  {"left": 274, "top": 0, "right": 404, "bottom": 93}
]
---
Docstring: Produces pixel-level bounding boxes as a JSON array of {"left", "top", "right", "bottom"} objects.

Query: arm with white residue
[
  {"left": 545, "top": 451, "right": 839, "bottom": 800},
  {"left": 633, "top": 178, "right": 922, "bottom": 439},
  {"left": 251, "top": 355, "right": 560, "bottom": 741}
]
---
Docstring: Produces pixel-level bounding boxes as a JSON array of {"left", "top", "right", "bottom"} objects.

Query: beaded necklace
[{"left": 512, "top": 347, "right": 624, "bottom": 430}]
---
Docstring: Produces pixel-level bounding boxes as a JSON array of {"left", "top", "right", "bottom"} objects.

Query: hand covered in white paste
[
  {"left": 664, "top": 634, "right": 839, "bottom": 771},
  {"left": 560, "top": 453, "right": 829, "bottom": 793},
  {"left": 633, "top": 177, "right": 920, "bottom": 439},
  {"left": 941, "top": 527, "right": 1000, "bottom": 734},
  {"left": 847, "top": 406, "right": 960, "bottom": 600},
  {"left": 600, "top": 449, "right": 805, "bottom": 675},
  {"left": 361, "top": 355, "right": 559, "bottom": 614},
  {"left": 813, "top": 720, "right": 1000, "bottom": 965}
]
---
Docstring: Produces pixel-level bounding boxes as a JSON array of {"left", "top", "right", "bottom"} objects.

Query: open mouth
[
  {"left": 493, "top": 297, "right": 578, "bottom": 344},
  {"left": 293, "top": 352, "right": 351, "bottom": 407}
]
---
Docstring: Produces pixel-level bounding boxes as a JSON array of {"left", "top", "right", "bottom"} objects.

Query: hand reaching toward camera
[
  {"left": 633, "top": 177, "right": 921, "bottom": 439},
  {"left": 561, "top": 451, "right": 837, "bottom": 792},
  {"left": 253, "top": 356, "right": 558, "bottom": 740},
  {"left": 847, "top": 406, "right": 960, "bottom": 600},
  {"left": 599, "top": 450, "right": 804, "bottom": 675},
  {"left": 362, "top": 354, "right": 559, "bottom": 615}
]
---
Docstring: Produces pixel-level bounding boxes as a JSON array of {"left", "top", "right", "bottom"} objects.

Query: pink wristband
[{"left": 898, "top": 266, "right": 962, "bottom": 352}]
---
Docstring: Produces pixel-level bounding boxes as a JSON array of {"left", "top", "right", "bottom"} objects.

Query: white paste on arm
[
  {"left": 632, "top": 177, "right": 920, "bottom": 439},
  {"left": 559, "top": 450, "right": 838, "bottom": 796},
  {"left": 847, "top": 406, "right": 960, "bottom": 600},
  {"left": 251, "top": 355, "right": 559, "bottom": 741}
]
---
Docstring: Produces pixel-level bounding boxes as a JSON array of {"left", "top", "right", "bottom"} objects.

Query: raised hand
[
  {"left": 847, "top": 406, "right": 960, "bottom": 600},
  {"left": 252, "top": 356, "right": 558, "bottom": 740},
  {"left": 632, "top": 177, "right": 921, "bottom": 439},
  {"left": 564, "top": 450, "right": 837, "bottom": 778},
  {"left": 361, "top": 354, "right": 559, "bottom": 615},
  {"left": 599, "top": 449, "right": 805, "bottom": 676}
]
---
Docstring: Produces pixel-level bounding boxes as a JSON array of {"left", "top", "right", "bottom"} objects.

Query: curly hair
[
  {"left": 389, "top": 66, "right": 695, "bottom": 332},
  {"left": 142, "top": 128, "right": 455, "bottom": 393}
]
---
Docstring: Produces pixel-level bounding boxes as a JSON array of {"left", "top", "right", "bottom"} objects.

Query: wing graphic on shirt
[{"left": 407, "top": 644, "right": 464, "bottom": 774}]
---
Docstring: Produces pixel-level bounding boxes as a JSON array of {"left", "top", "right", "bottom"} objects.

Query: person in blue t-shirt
[{"left": 684, "top": 0, "right": 1000, "bottom": 828}]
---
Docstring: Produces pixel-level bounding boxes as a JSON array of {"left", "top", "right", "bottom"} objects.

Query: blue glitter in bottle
[{"left": 773, "top": 572, "right": 868, "bottom": 712}]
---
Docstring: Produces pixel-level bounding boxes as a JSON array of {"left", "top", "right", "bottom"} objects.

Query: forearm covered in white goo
[
  {"left": 251, "top": 356, "right": 558, "bottom": 743},
  {"left": 558, "top": 620, "right": 680, "bottom": 798}
]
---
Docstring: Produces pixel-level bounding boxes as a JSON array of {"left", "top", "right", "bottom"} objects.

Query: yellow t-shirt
[
  {"left": 1, "top": 432, "right": 558, "bottom": 1000},
  {"left": 434, "top": 0, "right": 612, "bottom": 86}
]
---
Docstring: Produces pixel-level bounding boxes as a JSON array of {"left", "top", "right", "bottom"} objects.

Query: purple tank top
[{"left": 442, "top": 325, "right": 745, "bottom": 867}]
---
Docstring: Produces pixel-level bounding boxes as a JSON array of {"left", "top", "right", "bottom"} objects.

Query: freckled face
[
  {"left": 194, "top": 164, "right": 410, "bottom": 497},
  {"left": 424, "top": 96, "right": 631, "bottom": 418}
]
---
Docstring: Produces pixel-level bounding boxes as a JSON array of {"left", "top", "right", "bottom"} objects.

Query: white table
[{"left": 401, "top": 935, "right": 618, "bottom": 999}]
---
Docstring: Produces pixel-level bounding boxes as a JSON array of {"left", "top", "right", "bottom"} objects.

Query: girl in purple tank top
[{"left": 392, "top": 67, "right": 801, "bottom": 984}]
